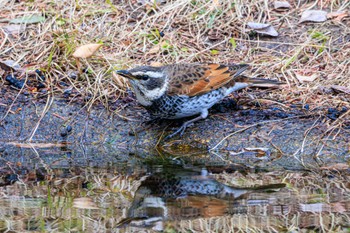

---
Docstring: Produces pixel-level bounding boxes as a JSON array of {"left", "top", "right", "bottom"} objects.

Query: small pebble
[
  {"left": 66, "top": 125, "right": 72, "bottom": 132},
  {"left": 327, "top": 108, "right": 339, "bottom": 120},
  {"left": 341, "top": 107, "right": 348, "bottom": 113},
  {"left": 37, "top": 83, "right": 46, "bottom": 89},
  {"left": 328, "top": 108, "right": 337, "bottom": 114},
  {"left": 35, "top": 69, "right": 45, "bottom": 82},
  {"left": 5, "top": 74, "right": 24, "bottom": 88},
  {"left": 5, "top": 174, "right": 19, "bottom": 184},
  {"left": 60, "top": 81, "right": 69, "bottom": 87},
  {"left": 60, "top": 130, "right": 68, "bottom": 137}
]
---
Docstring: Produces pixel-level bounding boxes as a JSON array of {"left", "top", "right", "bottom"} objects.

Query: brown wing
[{"left": 166, "top": 63, "right": 248, "bottom": 96}]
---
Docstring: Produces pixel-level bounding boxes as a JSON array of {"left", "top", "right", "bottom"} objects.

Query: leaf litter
[
  {"left": 299, "top": 10, "right": 328, "bottom": 23},
  {"left": 247, "top": 22, "right": 279, "bottom": 37},
  {"left": 273, "top": 1, "right": 291, "bottom": 10}
]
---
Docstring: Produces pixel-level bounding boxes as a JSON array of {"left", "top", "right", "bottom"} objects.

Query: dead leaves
[
  {"left": 295, "top": 73, "right": 318, "bottom": 83},
  {"left": 0, "top": 60, "right": 22, "bottom": 72},
  {"left": 300, "top": 10, "right": 349, "bottom": 23},
  {"left": 72, "top": 43, "right": 103, "bottom": 58},
  {"left": 299, "top": 10, "right": 328, "bottom": 23},
  {"left": 2, "top": 24, "right": 26, "bottom": 35},
  {"left": 247, "top": 22, "right": 279, "bottom": 37},
  {"left": 11, "top": 15, "right": 46, "bottom": 24},
  {"left": 72, "top": 43, "right": 103, "bottom": 71},
  {"left": 0, "top": 14, "right": 46, "bottom": 24},
  {"left": 330, "top": 85, "right": 350, "bottom": 95},
  {"left": 273, "top": 1, "right": 291, "bottom": 11},
  {"left": 327, "top": 11, "right": 349, "bottom": 22},
  {"left": 73, "top": 197, "right": 99, "bottom": 210}
]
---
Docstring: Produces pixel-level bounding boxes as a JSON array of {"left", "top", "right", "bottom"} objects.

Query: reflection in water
[
  {"left": 117, "top": 165, "right": 285, "bottom": 230},
  {"left": 0, "top": 148, "right": 349, "bottom": 232}
]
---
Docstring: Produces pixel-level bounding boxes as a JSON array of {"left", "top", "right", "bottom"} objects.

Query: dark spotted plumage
[
  {"left": 145, "top": 95, "right": 186, "bottom": 119},
  {"left": 116, "top": 63, "right": 282, "bottom": 139}
]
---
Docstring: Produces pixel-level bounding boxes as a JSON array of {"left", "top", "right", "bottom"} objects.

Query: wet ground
[{"left": 0, "top": 90, "right": 350, "bottom": 232}]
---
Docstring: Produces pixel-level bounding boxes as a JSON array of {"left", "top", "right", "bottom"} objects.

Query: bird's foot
[
  {"left": 163, "top": 123, "right": 189, "bottom": 141},
  {"left": 163, "top": 114, "right": 206, "bottom": 141}
]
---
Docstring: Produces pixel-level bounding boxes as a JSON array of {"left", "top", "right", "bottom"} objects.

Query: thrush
[{"left": 116, "top": 63, "right": 281, "bottom": 139}]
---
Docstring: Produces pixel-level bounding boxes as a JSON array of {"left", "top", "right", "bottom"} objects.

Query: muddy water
[{"left": 0, "top": 145, "right": 349, "bottom": 232}]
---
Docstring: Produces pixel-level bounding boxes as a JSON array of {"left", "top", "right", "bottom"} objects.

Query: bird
[{"left": 116, "top": 63, "right": 281, "bottom": 140}]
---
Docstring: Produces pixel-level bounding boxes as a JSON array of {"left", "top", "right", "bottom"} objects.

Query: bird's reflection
[{"left": 117, "top": 164, "right": 285, "bottom": 229}]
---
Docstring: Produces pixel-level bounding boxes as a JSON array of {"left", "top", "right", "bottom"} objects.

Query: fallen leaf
[
  {"left": 327, "top": 11, "right": 349, "bottom": 22},
  {"left": 320, "top": 163, "right": 349, "bottom": 171},
  {"left": 273, "top": 1, "right": 291, "bottom": 10},
  {"left": 247, "top": 22, "right": 279, "bottom": 37},
  {"left": 295, "top": 73, "right": 317, "bottom": 83},
  {"left": 72, "top": 43, "right": 103, "bottom": 58},
  {"left": 244, "top": 147, "right": 271, "bottom": 157},
  {"left": 299, "top": 10, "right": 327, "bottom": 23},
  {"left": 0, "top": 60, "right": 21, "bottom": 71},
  {"left": 9, "top": 15, "right": 45, "bottom": 24},
  {"left": 2, "top": 24, "right": 25, "bottom": 34},
  {"left": 73, "top": 197, "right": 99, "bottom": 209},
  {"left": 330, "top": 85, "right": 350, "bottom": 94}
]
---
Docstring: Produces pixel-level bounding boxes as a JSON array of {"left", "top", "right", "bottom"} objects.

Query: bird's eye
[{"left": 136, "top": 75, "right": 149, "bottom": 81}]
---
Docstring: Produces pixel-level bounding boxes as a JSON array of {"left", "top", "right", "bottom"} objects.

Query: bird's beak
[{"left": 116, "top": 70, "right": 134, "bottom": 79}]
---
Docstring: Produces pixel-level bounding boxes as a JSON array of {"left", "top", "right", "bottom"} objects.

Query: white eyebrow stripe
[
  {"left": 131, "top": 71, "right": 163, "bottom": 78},
  {"left": 131, "top": 72, "right": 145, "bottom": 76},
  {"left": 145, "top": 71, "right": 163, "bottom": 78}
]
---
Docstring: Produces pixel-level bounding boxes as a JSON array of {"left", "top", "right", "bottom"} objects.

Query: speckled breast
[
  {"left": 145, "top": 95, "right": 187, "bottom": 119},
  {"left": 145, "top": 88, "right": 227, "bottom": 119}
]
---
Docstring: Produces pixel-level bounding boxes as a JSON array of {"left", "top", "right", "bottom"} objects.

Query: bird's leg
[{"left": 164, "top": 110, "right": 208, "bottom": 140}]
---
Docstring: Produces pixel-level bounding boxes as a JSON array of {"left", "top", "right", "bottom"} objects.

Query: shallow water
[{"left": 0, "top": 145, "right": 349, "bottom": 232}]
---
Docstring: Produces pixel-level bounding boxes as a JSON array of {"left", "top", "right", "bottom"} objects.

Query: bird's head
[{"left": 116, "top": 66, "right": 168, "bottom": 106}]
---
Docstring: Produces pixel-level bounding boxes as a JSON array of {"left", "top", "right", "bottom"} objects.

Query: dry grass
[{"left": 0, "top": 0, "right": 349, "bottom": 122}]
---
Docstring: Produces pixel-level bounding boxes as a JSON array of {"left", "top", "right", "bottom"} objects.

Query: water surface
[{"left": 0, "top": 145, "right": 349, "bottom": 232}]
